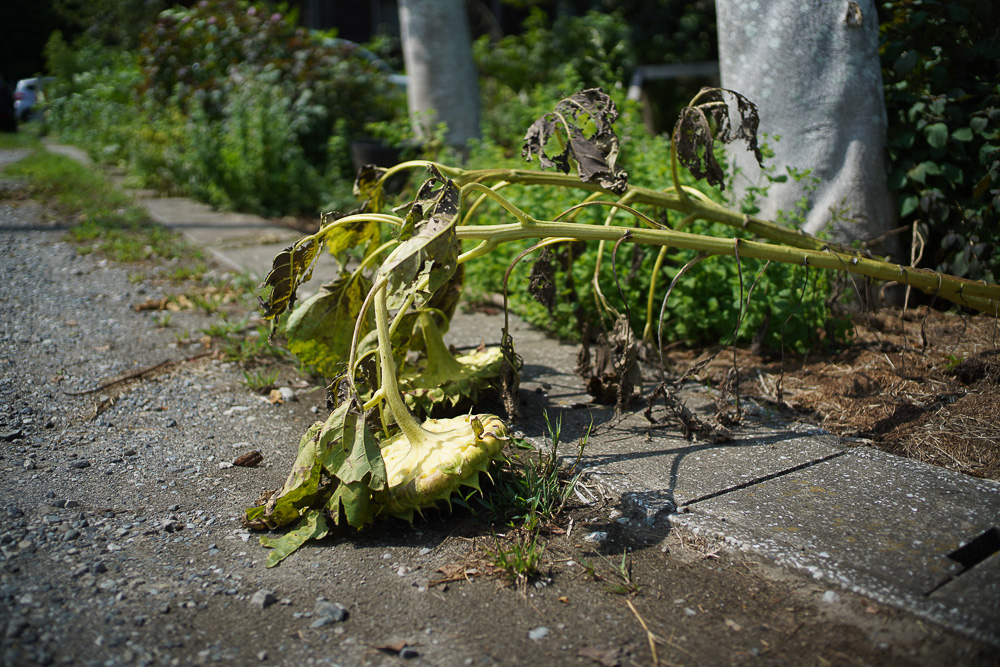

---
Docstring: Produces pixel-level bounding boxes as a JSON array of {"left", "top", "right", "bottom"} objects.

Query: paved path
[{"left": 45, "top": 141, "right": 1000, "bottom": 647}]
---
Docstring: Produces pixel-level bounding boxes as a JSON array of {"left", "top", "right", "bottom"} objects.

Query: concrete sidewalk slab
[
  {"left": 673, "top": 446, "right": 1000, "bottom": 643},
  {"left": 139, "top": 197, "right": 300, "bottom": 247},
  {"left": 447, "top": 307, "right": 1000, "bottom": 645}
]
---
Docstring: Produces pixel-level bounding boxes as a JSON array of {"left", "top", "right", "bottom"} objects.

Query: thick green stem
[
  {"left": 454, "top": 220, "right": 1000, "bottom": 313},
  {"left": 417, "top": 312, "right": 465, "bottom": 377},
  {"left": 643, "top": 246, "right": 670, "bottom": 342},
  {"left": 374, "top": 283, "right": 428, "bottom": 445},
  {"left": 372, "top": 161, "right": 863, "bottom": 255}
]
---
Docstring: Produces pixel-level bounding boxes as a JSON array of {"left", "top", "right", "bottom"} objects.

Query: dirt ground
[
  {"left": 2, "top": 157, "right": 999, "bottom": 666},
  {"left": 668, "top": 305, "right": 1000, "bottom": 482}
]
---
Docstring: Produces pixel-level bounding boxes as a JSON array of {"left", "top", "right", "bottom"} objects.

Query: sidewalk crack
[{"left": 679, "top": 450, "right": 848, "bottom": 508}]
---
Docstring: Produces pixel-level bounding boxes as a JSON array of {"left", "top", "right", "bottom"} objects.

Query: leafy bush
[
  {"left": 45, "top": 0, "right": 405, "bottom": 217},
  {"left": 178, "top": 67, "right": 321, "bottom": 214},
  {"left": 474, "top": 9, "right": 635, "bottom": 152},
  {"left": 881, "top": 0, "right": 1000, "bottom": 282},
  {"left": 138, "top": 0, "right": 402, "bottom": 168}
]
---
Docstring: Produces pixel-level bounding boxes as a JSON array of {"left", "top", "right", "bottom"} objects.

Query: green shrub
[
  {"left": 881, "top": 0, "right": 1000, "bottom": 283},
  {"left": 45, "top": 0, "right": 405, "bottom": 217},
  {"left": 177, "top": 68, "right": 321, "bottom": 215},
  {"left": 138, "top": 0, "right": 402, "bottom": 172}
]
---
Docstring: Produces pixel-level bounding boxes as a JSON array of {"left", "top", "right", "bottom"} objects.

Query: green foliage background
[
  {"left": 43, "top": 0, "right": 404, "bottom": 217},
  {"left": 30, "top": 1, "right": 998, "bottom": 355},
  {"left": 880, "top": 0, "right": 999, "bottom": 283}
]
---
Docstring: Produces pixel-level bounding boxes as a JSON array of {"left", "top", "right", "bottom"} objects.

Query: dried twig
[{"left": 63, "top": 351, "right": 214, "bottom": 396}]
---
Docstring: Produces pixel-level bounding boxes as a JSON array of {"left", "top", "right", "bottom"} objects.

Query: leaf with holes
[
  {"left": 257, "top": 239, "right": 320, "bottom": 320},
  {"left": 378, "top": 166, "right": 461, "bottom": 306},
  {"left": 522, "top": 88, "right": 628, "bottom": 194},
  {"left": 673, "top": 88, "right": 763, "bottom": 190}
]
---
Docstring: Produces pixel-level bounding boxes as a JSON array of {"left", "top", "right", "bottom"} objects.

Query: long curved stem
[
  {"left": 374, "top": 282, "right": 428, "bottom": 445},
  {"left": 642, "top": 246, "right": 670, "bottom": 343}
]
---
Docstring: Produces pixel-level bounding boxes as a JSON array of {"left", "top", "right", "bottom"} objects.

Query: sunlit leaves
[
  {"left": 286, "top": 275, "right": 374, "bottom": 378},
  {"left": 257, "top": 239, "right": 320, "bottom": 320},
  {"left": 378, "top": 166, "right": 461, "bottom": 306}
]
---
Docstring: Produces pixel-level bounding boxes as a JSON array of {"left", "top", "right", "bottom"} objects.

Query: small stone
[
  {"left": 23, "top": 459, "right": 36, "bottom": 471},
  {"left": 278, "top": 387, "right": 296, "bottom": 402},
  {"left": 313, "top": 599, "right": 348, "bottom": 623},
  {"left": 583, "top": 531, "right": 608, "bottom": 543},
  {"left": 257, "top": 651, "right": 268, "bottom": 662},
  {"left": 6, "top": 619, "right": 28, "bottom": 639},
  {"left": 63, "top": 529, "right": 80, "bottom": 542},
  {"left": 70, "top": 460, "right": 91, "bottom": 469},
  {"left": 93, "top": 561, "right": 107, "bottom": 574},
  {"left": 528, "top": 626, "right": 549, "bottom": 641},
  {"left": 250, "top": 589, "right": 277, "bottom": 610},
  {"left": 399, "top": 647, "right": 419, "bottom": 660},
  {"left": 1, "top": 430, "right": 24, "bottom": 442},
  {"left": 821, "top": 590, "right": 841, "bottom": 604},
  {"left": 5, "top": 506, "right": 23, "bottom": 518},
  {"left": 233, "top": 450, "right": 263, "bottom": 467}
]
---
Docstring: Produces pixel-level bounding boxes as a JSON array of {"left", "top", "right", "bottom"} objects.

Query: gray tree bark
[
  {"left": 716, "top": 0, "right": 898, "bottom": 256},
  {"left": 398, "top": 0, "right": 481, "bottom": 147}
]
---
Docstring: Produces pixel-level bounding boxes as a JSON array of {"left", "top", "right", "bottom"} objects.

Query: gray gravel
[{"left": 0, "top": 173, "right": 419, "bottom": 666}]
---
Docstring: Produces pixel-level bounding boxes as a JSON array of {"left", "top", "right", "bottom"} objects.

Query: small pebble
[
  {"left": 250, "top": 589, "right": 277, "bottom": 610},
  {"left": 528, "top": 626, "right": 549, "bottom": 641}
]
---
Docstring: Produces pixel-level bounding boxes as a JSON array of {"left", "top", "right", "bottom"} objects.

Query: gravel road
[{"left": 2, "top": 149, "right": 997, "bottom": 667}]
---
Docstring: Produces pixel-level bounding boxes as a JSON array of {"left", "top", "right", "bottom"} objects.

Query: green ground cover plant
[
  {"left": 243, "top": 87, "right": 1000, "bottom": 566},
  {"left": 2, "top": 147, "right": 197, "bottom": 264}
]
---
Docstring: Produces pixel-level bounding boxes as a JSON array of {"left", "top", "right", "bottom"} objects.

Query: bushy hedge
[{"left": 880, "top": 0, "right": 999, "bottom": 282}]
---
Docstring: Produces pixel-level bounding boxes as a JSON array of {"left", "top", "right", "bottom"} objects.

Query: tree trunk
[
  {"left": 716, "top": 0, "right": 898, "bottom": 256},
  {"left": 398, "top": 0, "right": 481, "bottom": 147}
]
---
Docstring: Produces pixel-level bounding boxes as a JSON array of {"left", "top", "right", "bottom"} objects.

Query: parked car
[
  {"left": 0, "top": 76, "right": 16, "bottom": 132},
  {"left": 14, "top": 77, "right": 55, "bottom": 122}
]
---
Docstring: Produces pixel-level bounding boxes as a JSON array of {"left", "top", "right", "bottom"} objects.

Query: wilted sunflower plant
[{"left": 245, "top": 89, "right": 1000, "bottom": 566}]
